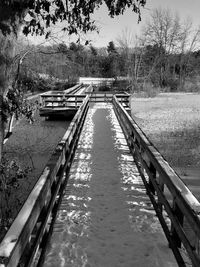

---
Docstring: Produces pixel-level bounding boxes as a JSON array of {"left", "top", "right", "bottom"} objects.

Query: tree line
[
  {"left": 18, "top": 40, "right": 126, "bottom": 88},
  {"left": 18, "top": 8, "right": 200, "bottom": 93}
]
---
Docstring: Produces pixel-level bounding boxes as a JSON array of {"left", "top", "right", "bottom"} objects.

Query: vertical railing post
[
  {"left": 75, "top": 96, "right": 77, "bottom": 107},
  {"left": 158, "top": 180, "right": 164, "bottom": 214},
  {"left": 138, "top": 144, "right": 145, "bottom": 177},
  {"left": 171, "top": 200, "right": 184, "bottom": 248},
  {"left": 149, "top": 162, "right": 156, "bottom": 195},
  {"left": 51, "top": 96, "right": 53, "bottom": 107}
]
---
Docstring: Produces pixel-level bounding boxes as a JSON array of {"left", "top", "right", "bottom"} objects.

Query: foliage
[
  {"left": 140, "top": 83, "right": 159, "bottom": 97},
  {"left": 3, "top": 84, "right": 37, "bottom": 123},
  {"left": 0, "top": 157, "right": 32, "bottom": 228},
  {"left": 112, "top": 79, "right": 130, "bottom": 92},
  {"left": 16, "top": 36, "right": 200, "bottom": 94},
  {"left": 107, "top": 41, "right": 117, "bottom": 55},
  {"left": 0, "top": 0, "right": 146, "bottom": 38},
  {"left": 98, "top": 83, "right": 111, "bottom": 91}
]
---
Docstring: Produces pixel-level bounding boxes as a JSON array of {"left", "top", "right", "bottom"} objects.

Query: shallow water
[{"left": 4, "top": 109, "right": 71, "bottom": 218}]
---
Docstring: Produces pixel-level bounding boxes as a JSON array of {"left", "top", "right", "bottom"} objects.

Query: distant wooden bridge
[{"left": 0, "top": 86, "right": 200, "bottom": 266}]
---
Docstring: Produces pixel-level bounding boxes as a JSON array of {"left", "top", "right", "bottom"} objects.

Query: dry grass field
[{"left": 130, "top": 93, "right": 200, "bottom": 199}]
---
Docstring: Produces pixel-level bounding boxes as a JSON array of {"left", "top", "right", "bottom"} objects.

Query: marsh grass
[{"left": 131, "top": 93, "right": 200, "bottom": 170}]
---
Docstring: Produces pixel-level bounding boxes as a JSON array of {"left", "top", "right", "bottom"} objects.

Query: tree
[
  {"left": 177, "top": 19, "right": 200, "bottom": 88},
  {"left": 106, "top": 41, "right": 120, "bottom": 78},
  {"left": 141, "top": 8, "right": 200, "bottom": 90},
  {"left": 87, "top": 46, "right": 100, "bottom": 77},
  {"left": 116, "top": 28, "right": 134, "bottom": 77},
  {"left": 117, "top": 30, "right": 145, "bottom": 91},
  {"left": 142, "top": 8, "right": 182, "bottom": 87},
  {"left": 0, "top": 0, "right": 146, "bottom": 161},
  {"left": 107, "top": 41, "right": 117, "bottom": 55}
]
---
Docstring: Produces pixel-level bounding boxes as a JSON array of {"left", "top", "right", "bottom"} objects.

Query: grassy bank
[{"left": 130, "top": 93, "right": 200, "bottom": 177}]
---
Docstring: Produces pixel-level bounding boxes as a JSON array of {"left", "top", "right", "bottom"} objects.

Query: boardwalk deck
[{"left": 42, "top": 103, "right": 177, "bottom": 267}]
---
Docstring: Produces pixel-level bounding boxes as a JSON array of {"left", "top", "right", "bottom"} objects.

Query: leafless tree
[
  {"left": 117, "top": 29, "right": 146, "bottom": 92},
  {"left": 141, "top": 8, "right": 200, "bottom": 89},
  {"left": 177, "top": 19, "right": 200, "bottom": 87}
]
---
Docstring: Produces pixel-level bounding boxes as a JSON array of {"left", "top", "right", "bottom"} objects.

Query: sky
[{"left": 25, "top": 0, "right": 200, "bottom": 47}]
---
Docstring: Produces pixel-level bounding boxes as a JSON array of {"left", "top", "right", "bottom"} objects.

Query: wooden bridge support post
[
  {"left": 171, "top": 201, "right": 184, "bottom": 248},
  {"left": 75, "top": 96, "right": 77, "bottom": 107},
  {"left": 138, "top": 145, "right": 145, "bottom": 179},
  {"left": 149, "top": 162, "right": 156, "bottom": 195},
  {"left": 158, "top": 181, "right": 164, "bottom": 214}
]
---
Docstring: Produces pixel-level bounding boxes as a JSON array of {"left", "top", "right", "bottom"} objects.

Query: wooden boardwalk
[
  {"left": 42, "top": 103, "right": 177, "bottom": 267},
  {"left": 1, "top": 93, "right": 200, "bottom": 267}
]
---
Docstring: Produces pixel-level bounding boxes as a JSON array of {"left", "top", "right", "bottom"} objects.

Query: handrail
[
  {"left": 40, "top": 84, "right": 93, "bottom": 108},
  {"left": 113, "top": 95, "right": 200, "bottom": 267},
  {"left": 64, "top": 83, "right": 83, "bottom": 94},
  {"left": 40, "top": 83, "right": 83, "bottom": 97},
  {"left": 41, "top": 94, "right": 86, "bottom": 98},
  {"left": 0, "top": 95, "right": 90, "bottom": 267},
  {"left": 41, "top": 95, "right": 86, "bottom": 109},
  {"left": 89, "top": 93, "right": 130, "bottom": 103}
]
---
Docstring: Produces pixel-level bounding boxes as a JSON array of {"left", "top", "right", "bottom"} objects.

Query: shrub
[
  {"left": 166, "top": 78, "right": 179, "bottom": 91},
  {"left": 0, "top": 157, "right": 32, "bottom": 229},
  {"left": 139, "top": 83, "right": 160, "bottom": 98},
  {"left": 182, "top": 80, "right": 199, "bottom": 92},
  {"left": 98, "top": 85, "right": 110, "bottom": 91},
  {"left": 98, "top": 81, "right": 111, "bottom": 92},
  {"left": 112, "top": 80, "right": 129, "bottom": 92}
]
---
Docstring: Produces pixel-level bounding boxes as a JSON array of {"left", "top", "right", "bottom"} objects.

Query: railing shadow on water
[{"left": 113, "top": 95, "right": 200, "bottom": 267}]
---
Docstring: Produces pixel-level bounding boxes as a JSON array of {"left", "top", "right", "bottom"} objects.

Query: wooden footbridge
[{"left": 0, "top": 85, "right": 200, "bottom": 266}]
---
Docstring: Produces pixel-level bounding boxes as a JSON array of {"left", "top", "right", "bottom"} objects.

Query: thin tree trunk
[
  {"left": 0, "top": 32, "right": 15, "bottom": 162},
  {"left": 0, "top": 3, "right": 27, "bottom": 161},
  {"left": 0, "top": 95, "right": 4, "bottom": 163}
]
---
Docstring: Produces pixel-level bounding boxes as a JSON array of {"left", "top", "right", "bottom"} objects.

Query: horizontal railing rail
[
  {"left": 40, "top": 83, "right": 83, "bottom": 98},
  {"left": 41, "top": 93, "right": 85, "bottom": 100},
  {"left": 113, "top": 95, "right": 200, "bottom": 267},
  {"left": 66, "top": 83, "right": 84, "bottom": 94},
  {"left": 40, "top": 85, "right": 93, "bottom": 108},
  {"left": 89, "top": 93, "right": 130, "bottom": 103},
  {"left": 89, "top": 92, "right": 113, "bottom": 102},
  {"left": 84, "top": 84, "right": 93, "bottom": 94},
  {"left": 41, "top": 95, "right": 86, "bottom": 109},
  {"left": 0, "top": 95, "right": 90, "bottom": 267}
]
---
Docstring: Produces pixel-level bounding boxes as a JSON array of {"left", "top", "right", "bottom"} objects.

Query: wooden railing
[
  {"left": 40, "top": 85, "right": 93, "bottom": 108},
  {"left": 40, "top": 94, "right": 86, "bottom": 108},
  {"left": 39, "top": 83, "right": 83, "bottom": 99},
  {"left": 65, "top": 83, "right": 84, "bottom": 94},
  {"left": 113, "top": 95, "right": 200, "bottom": 266},
  {"left": 84, "top": 84, "right": 94, "bottom": 94},
  {"left": 90, "top": 92, "right": 130, "bottom": 103},
  {"left": 40, "top": 90, "right": 129, "bottom": 107},
  {"left": 0, "top": 95, "right": 90, "bottom": 267},
  {"left": 79, "top": 77, "right": 115, "bottom": 85}
]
